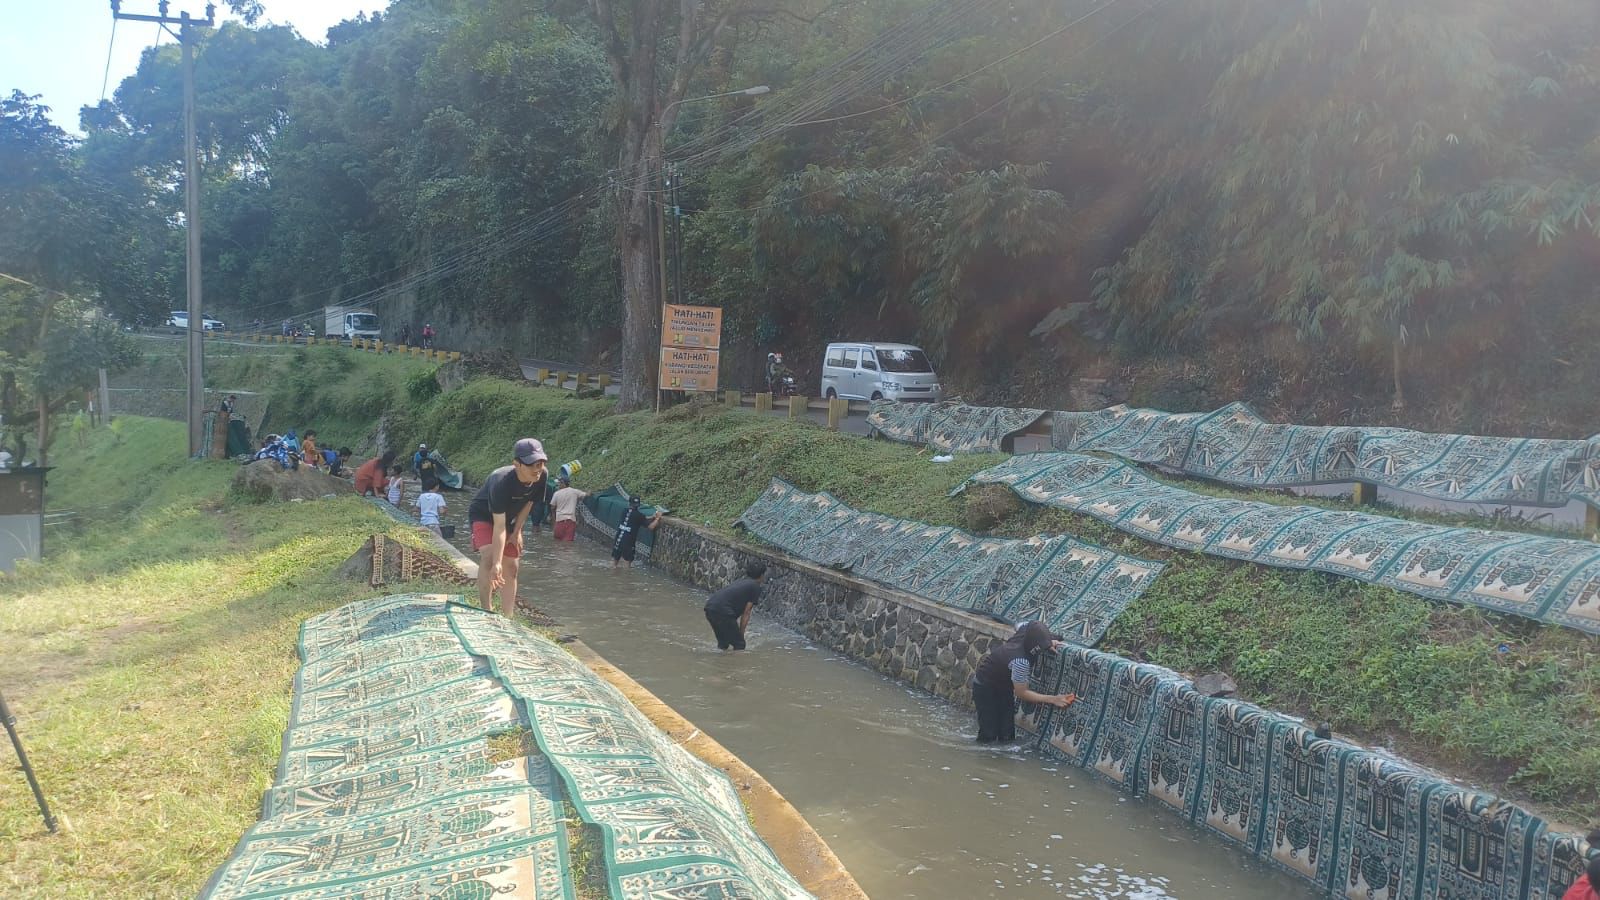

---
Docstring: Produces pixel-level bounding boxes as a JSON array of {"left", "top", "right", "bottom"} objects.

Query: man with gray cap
[{"left": 467, "top": 437, "right": 549, "bottom": 616}]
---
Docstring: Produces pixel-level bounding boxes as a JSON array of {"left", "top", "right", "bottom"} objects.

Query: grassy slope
[
  {"left": 209, "top": 348, "right": 1600, "bottom": 822},
  {"left": 0, "top": 417, "right": 464, "bottom": 898}
]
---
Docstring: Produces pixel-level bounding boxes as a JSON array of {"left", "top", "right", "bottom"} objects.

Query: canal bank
[
  {"left": 423, "top": 530, "right": 866, "bottom": 899},
  {"left": 430, "top": 507, "right": 1303, "bottom": 899}
]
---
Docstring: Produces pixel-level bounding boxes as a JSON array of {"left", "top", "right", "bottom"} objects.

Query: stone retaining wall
[
  {"left": 612, "top": 516, "right": 1011, "bottom": 707},
  {"left": 613, "top": 516, "right": 1596, "bottom": 900}
]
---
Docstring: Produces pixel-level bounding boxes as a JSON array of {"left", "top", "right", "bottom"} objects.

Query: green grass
[
  {"left": 193, "top": 348, "right": 1600, "bottom": 825},
  {"left": 0, "top": 417, "right": 464, "bottom": 898}
]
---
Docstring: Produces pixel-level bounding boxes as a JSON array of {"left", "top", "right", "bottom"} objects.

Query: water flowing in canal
[{"left": 447, "top": 523, "right": 1308, "bottom": 899}]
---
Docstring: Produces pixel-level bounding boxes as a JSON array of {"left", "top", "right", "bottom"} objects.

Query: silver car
[{"left": 819, "top": 342, "right": 943, "bottom": 402}]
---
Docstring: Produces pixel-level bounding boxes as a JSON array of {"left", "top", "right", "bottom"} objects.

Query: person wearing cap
[
  {"left": 611, "top": 495, "right": 664, "bottom": 568},
  {"left": 971, "top": 622, "right": 1077, "bottom": 744},
  {"left": 467, "top": 438, "right": 549, "bottom": 616},
  {"left": 548, "top": 473, "right": 589, "bottom": 542},
  {"left": 413, "top": 443, "right": 437, "bottom": 481}
]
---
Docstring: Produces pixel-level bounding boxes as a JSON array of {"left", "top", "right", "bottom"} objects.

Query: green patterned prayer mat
[
  {"left": 446, "top": 604, "right": 812, "bottom": 900},
  {"left": 203, "top": 594, "right": 812, "bottom": 900},
  {"left": 867, "top": 399, "right": 1046, "bottom": 453},
  {"left": 580, "top": 484, "right": 668, "bottom": 562},
  {"left": 736, "top": 478, "right": 1164, "bottom": 644},
  {"left": 1053, "top": 402, "right": 1600, "bottom": 512},
  {"left": 1011, "top": 640, "right": 1596, "bottom": 900},
  {"left": 960, "top": 453, "right": 1600, "bottom": 635}
]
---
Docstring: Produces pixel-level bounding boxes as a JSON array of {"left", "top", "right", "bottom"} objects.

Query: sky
[{"left": 0, "top": 0, "right": 387, "bottom": 134}]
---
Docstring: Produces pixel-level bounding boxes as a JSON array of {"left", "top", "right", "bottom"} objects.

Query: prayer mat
[
  {"left": 1330, "top": 753, "right": 1427, "bottom": 900},
  {"left": 207, "top": 594, "right": 814, "bottom": 900},
  {"left": 1086, "top": 661, "right": 1174, "bottom": 792},
  {"left": 1137, "top": 677, "right": 1208, "bottom": 819},
  {"left": 1051, "top": 402, "right": 1600, "bottom": 513},
  {"left": 1417, "top": 784, "right": 1543, "bottom": 900},
  {"left": 1526, "top": 830, "right": 1596, "bottom": 900},
  {"left": 1259, "top": 721, "right": 1349, "bottom": 887},
  {"left": 1034, "top": 645, "right": 1116, "bottom": 766},
  {"left": 1194, "top": 699, "right": 1286, "bottom": 849},
  {"left": 962, "top": 453, "right": 1600, "bottom": 635},
  {"left": 867, "top": 400, "right": 1046, "bottom": 454},
  {"left": 738, "top": 478, "right": 1164, "bottom": 644}
]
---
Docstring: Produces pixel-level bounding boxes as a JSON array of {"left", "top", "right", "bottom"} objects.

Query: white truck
[{"left": 324, "top": 305, "right": 381, "bottom": 342}]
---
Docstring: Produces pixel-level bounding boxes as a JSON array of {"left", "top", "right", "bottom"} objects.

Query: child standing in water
[{"left": 414, "top": 480, "right": 447, "bottom": 537}]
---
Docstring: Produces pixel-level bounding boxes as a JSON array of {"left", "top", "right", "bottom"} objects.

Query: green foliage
[{"left": 406, "top": 366, "right": 443, "bottom": 403}]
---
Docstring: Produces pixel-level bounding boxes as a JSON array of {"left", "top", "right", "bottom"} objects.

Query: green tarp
[
  {"left": 961, "top": 453, "right": 1600, "bottom": 635},
  {"left": 1054, "top": 402, "right": 1600, "bottom": 512},
  {"left": 736, "top": 478, "right": 1164, "bottom": 645},
  {"left": 581, "top": 484, "right": 667, "bottom": 561},
  {"left": 202, "top": 594, "right": 811, "bottom": 900},
  {"left": 868, "top": 400, "right": 1046, "bottom": 453},
  {"left": 1011, "top": 642, "right": 1595, "bottom": 900}
]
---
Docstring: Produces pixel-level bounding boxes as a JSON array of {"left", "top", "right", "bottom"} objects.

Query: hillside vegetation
[
  {"left": 0, "top": 417, "right": 462, "bottom": 897},
  {"left": 214, "top": 346, "right": 1600, "bottom": 823}
]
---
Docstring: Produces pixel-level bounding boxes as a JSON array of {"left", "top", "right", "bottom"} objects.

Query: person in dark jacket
[
  {"left": 703, "top": 561, "right": 768, "bottom": 650},
  {"left": 971, "top": 622, "right": 1076, "bottom": 744}
]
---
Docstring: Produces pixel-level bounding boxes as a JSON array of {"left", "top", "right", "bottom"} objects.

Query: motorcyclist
[{"left": 765, "top": 352, "right": 793, "bottom": 395}]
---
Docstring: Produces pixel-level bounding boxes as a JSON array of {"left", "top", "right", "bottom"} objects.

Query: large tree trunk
[{"left": 617, "top": 141, "right": 661, "bottom": 411}]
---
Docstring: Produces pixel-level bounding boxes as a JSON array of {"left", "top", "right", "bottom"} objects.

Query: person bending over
[
  {"left": 971, "top": 621, "right": 1075, "bottom": 744},
  {"left": 467, "top": 438, "right": 548, "bottom": 617},
  {"left": 704, "top": 561, "right": 768, "bottom": 651}
]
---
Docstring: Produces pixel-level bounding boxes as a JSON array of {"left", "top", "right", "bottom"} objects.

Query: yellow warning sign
[
  {"left": 658, "top": 346, "right": 720, "bottom": 392},
  {"left": 662, "top": 304, "right": 723, "bottom": 349}
]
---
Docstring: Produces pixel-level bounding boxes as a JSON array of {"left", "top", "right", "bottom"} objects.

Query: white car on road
[{"left": 166, "top": 311, "right": 227, "bottom": 333}]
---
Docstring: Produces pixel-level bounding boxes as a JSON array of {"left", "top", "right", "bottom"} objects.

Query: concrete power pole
[{"left": 110, "top": 1, "right": 216, "bottom": 456}]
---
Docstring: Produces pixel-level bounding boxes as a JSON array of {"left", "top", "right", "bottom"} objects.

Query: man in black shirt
[
  {"left": 703, "top": 561, "right": 769, "bottom": 651},
  {"left": 610, "top": 496, "right": 664, "bottom": 568},
  {"left": 468, "top": 437, "right": 549, "bottom": 616}
]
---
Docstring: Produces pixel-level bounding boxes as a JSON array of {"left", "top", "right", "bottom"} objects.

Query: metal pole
[
  {"left": 97, "top": 368, "right": 111, "bottom": 424},
  {"left": 182, "top": 16, "right": 204, "bottom": 458},
  {"left": 0, "top": 690, "right": 59, "bottom": 833},
  {"left": 654, "top": 133, "right": 669, "bottom": 415}
]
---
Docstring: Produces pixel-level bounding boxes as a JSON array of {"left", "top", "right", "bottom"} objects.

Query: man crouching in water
[
  {"left": 972, "top": 621, "right": 1076, "bottom": 744},
  {"left": 468, "top": 438, "right": 548, "bottom": 617}
]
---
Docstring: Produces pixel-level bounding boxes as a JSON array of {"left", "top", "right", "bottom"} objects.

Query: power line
[{"left": 100, "top": 18, "right": 120, "bottom": 102}]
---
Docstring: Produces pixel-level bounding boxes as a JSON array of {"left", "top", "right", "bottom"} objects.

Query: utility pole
[{"left": 110, "top": 1, "right": 216, "bottom": 456}]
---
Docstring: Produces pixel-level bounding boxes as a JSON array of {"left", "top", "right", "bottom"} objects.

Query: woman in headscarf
[{"left": 972, "top": 621, "right": 1076, "bottom": 744}]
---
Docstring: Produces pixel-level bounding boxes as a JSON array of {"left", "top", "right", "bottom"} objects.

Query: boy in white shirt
[
  {"left": 386, "top": 464, "right": 405, "bottom": 507},
  {"left": 414, "top": 480, "right": 447, "bottom": 537}
]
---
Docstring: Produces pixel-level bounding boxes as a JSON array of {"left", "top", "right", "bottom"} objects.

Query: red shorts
[
  {"left": 553, "top": 520, "right": 577, "bottom": 542},
  {"left": 470, "top": 520, "right": 521, "bottom": 558}
]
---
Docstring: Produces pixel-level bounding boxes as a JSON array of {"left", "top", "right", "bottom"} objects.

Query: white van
[{"left": 819, "top": 342, "right": 943, "bottom": 402}]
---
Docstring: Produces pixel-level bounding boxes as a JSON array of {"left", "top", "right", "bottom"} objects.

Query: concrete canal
[{"left": 448, "top": 521, "right": 1307, "bottom": 899}]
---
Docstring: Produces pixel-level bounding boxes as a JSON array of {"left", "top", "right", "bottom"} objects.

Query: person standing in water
[
  {"left": 611, "top": 495, "right": 663, "bottom": 568},
  {"left": 467, "top": 438, "right": 548, "bottom": 616},
  {"left": 971, "top": 621, "right": 1076, "bottom": 744},
  {"left": 703, "top": 561, "right": 768, "bottom": 651}
]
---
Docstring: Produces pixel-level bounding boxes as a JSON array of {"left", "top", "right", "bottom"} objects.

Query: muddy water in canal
[{"left": 445, "top": 520, "right": 1308, "bottom": 899}]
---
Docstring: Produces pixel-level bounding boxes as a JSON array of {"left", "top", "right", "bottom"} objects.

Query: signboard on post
[
  {"left": 658, "top": 304, "right": 723, "bottom": 400},
  {"left": 659, "top": 346, "right": 720, "bottom": 392},
  {"left": 662, "top": 304, "right": 723, "bottom": 349}
]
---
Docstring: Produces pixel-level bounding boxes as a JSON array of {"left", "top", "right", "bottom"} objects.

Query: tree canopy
[{"left": 4, "top": 0, "right": 1599, "bottom": 425}]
